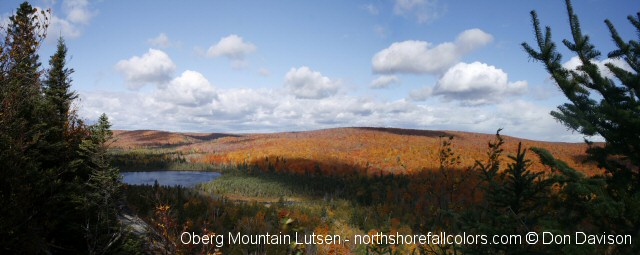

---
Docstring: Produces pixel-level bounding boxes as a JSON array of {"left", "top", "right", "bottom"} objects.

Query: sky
[{"left": 1, "top": 0, "right": 638, "bottom": 142}]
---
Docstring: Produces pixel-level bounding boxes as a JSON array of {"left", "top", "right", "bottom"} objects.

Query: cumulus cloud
[
  {"left": 156, "top": 70, "right": 217, "bottom": 107},
  {"left": 79, "top": 86, "right": 582, "bottom": 141},
  {"left": 115, "top": 49, "right": 176, "bottom": 89},
  {"left": 370, "top": 75, "right": 400, "bottom": 89},
  {"left": 412, "top": 62, "right": 527, "bottom": 105},
  {"left": 207, "top": 34, "right": 256, "bottom": 68},
  {"left": 372, "top": 28, "right": 493, "bottom": 74},
  {"left": 284, "top": 66, "right": 340, "bottom": 99},
  {"left": 393, "top": 0, "right": 441, "bottom": 24},
  {"left": 562, "top": 56, "right": 634, "bottom": 80},
  {"left": 148, "top": 33, "right": 172, "bottom": 48},
  {"left": 455, "top": 29, "right": 495, "bottom": 53}
]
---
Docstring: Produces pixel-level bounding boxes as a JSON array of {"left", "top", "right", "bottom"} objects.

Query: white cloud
[
  {"left": 455, "top": 28, "right": 494, "bottom": 53},
  {"left": 372, "top": 40, "right": 454, "bottom": 74},
  {"left": 43, "top": 0, "right": 96, "bottom": 39},
  {"left": 562, "top": 56, "right": 634, "bottom": 80},
  {"left": 115, "top": 49, "right": 176, "bottom": 89},
  {"left": 393, "top": 0, "right": 441, "bottom": 24},
  {"left": 207, "top": 34, "right": 256, "bottom": 68},
  {"left": 415, "top": 62, "right": 527, "bottom": 105},
  {"left": 212, "top": 88, "right": 279, "bottom": 122},
  {"left": 48, "top": 15, "right": 81, "bottom": 38},
  {"left": 372, "top": 28, "right": 493, "bottom": 74},
  {"left": 284, "top": 66, "right": 340, "bottom": 99},
  {"left": 156, "top": 70, "right": 217, "bottom": 107},
  {"left": 408, "top": 86, "right": 433, "bottom": 101},
  {"left": 79, "top": 60, "right": 577, "bottom": 142},
  {"left": 370, "top": 75, "right": 400, "bottom": 89},
  {"left": 62, "top": 0, "right": 95, "bottom": 25},
  {"left": 79, "top": 87, "right": 583, "bottom": 142},
  {"left": 148, "top": 33, "right": 172, "bottom": 48}
]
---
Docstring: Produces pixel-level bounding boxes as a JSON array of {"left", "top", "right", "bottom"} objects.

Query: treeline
[
  {"left": 110, "top": 149, "right": 225, "bottom": 171},
  {"left": 127, "top": 130, "right": 633, "bottom": 254},
  {"left": 0, "top": 2, "right": 138, "bottom": 254}
]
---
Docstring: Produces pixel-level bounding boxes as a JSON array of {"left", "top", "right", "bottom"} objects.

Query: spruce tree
[
  {"left": 0, "top": 2, "right": 51, "bottom": 252},
  {"left": 44, "top": 37, "right": 77, "bottom": 136},
  {"left": 463, "top": 132, "right": 553, "bottom": 254},
  {"left": 1, "top": 3, "right": 126, "bottom": 253},
  {"left": 80, "top": 113, "right": 124, "bottom": 254},
  {"left": 39, "top": 37, "right": 90, "bottom": 254},
  {"left": 522, "top": 0, "right": 640, "bottom": 253}
]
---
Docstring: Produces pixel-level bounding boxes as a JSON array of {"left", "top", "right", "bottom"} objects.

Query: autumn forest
[{"left": 1, "top": 0, "right": 640, "bottom": 254}]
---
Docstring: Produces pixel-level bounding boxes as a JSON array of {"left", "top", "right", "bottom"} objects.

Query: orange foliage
[{"left": 113, "top": 127, "right": 602, "bottom": 176}]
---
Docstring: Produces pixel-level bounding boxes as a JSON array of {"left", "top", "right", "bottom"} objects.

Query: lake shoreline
[{"left": 121, "top": 170, "right": 221, "bottom": 188}]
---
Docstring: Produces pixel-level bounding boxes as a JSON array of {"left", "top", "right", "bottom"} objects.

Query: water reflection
[{"left": 121, "top": 171, "right": 220, "bottom": 187}]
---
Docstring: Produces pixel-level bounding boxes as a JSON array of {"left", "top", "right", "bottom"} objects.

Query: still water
[{"left": 121, "top": 171, "right": 220, "bottom": 187}]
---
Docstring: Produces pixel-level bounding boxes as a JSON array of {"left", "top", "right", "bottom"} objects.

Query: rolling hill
[{"left": 111, "top": 127, "right": 601, "bottom": 176}]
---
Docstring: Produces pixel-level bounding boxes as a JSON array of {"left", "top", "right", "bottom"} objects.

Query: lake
[{"left": 121, "top": 171, "right": 221, "bottom": 187}]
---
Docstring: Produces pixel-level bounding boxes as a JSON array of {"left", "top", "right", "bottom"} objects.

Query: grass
[
  {"left": 198, "top": 174, "right": 317, "bottom": 199},
  {"left": 196, "top": 172, "right": 402, "bottom": 235}
]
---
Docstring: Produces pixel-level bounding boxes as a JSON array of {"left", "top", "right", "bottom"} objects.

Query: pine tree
[{"left": 522, "top": 0, "right": 640, "bottom": 252}]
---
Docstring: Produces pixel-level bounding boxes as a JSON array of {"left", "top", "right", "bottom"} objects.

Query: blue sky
[{"left": 1, "top": 0, "right": 638, "bottom": 141}]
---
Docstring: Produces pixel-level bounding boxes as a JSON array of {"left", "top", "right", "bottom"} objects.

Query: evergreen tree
[
  {"left": 1, "top": 2, "right": 127, "bottom": 253},
  {"left": 522, "top": 0, "right": 640, "bottom": 252},
  {"left": 0, "top": 3, "right": 51, "bottom": 252},
  {"left": 39, "top": 35, "right": 90, "bottom": 254},
  {"left": 80, "top": 113, "right": 124, "bottom": 254},
  {"left": 463, "top": 131, "right": 553, "bottom": 254},
  {"left": 43, "top": 37, "right": 78, "bottom": 162},
  {"left": 530, "top": 147, "right": 610, "bottom": 254},
  {"left": 44, "top": 37, "right": 76, "bottom": 122}
]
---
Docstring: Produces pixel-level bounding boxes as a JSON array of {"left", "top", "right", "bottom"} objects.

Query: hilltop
[{"left": 111, "top": 127, "right": 601, "bottom": 175}]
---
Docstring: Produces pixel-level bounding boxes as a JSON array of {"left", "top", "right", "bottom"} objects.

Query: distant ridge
[{"left": 111, "top": 127, "right": 600, "bottom": 175}]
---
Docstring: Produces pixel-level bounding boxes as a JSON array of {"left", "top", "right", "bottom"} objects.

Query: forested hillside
[
  {"left": 112, "top": 127, "right": 602, "bottom": 175},
  {"left": 2, "top": 0, "right": 639, "bottom": 254}
]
